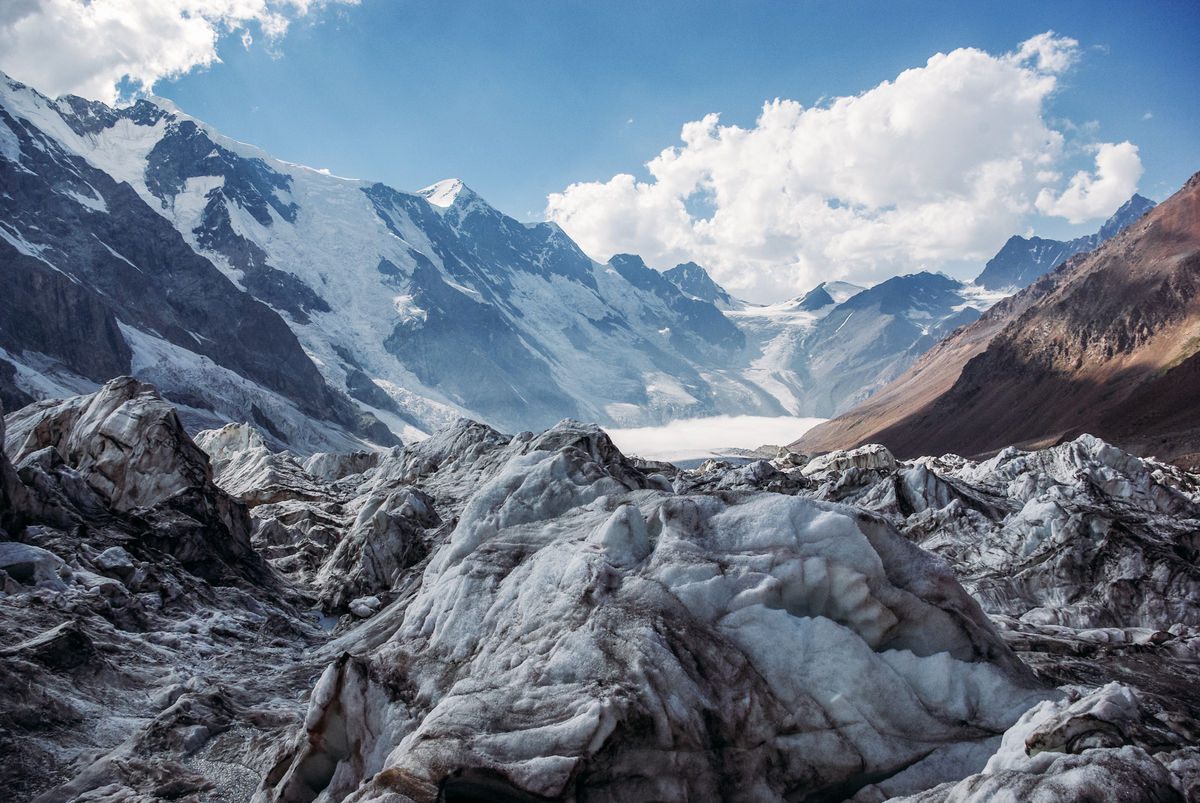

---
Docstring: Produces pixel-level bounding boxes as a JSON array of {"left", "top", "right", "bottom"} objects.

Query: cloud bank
[
  {"left": 0, "top": 0, "right": 356, "bottom": 104},
  {"left": 1036, "top": 141, "right": 1144, "bottom": 223},
  {"left": 546, "top": 33, "right": 1142, "bottom": 302}
]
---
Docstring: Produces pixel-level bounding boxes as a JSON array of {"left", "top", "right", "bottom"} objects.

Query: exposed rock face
[
  {"left": 975, "top": 194, "right": 1156, "bottom": 291},
  {"left": 663, "top": 260, "right": 736, "bottom": 308},
  {"left": 0, "top": 82, "right": 390, "bottom": 454},
  {"left": 798, "top": 171, "right": 1200, "bottom": 462}
]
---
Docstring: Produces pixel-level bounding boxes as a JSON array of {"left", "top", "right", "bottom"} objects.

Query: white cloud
[
  {"left": 1035, "top": 141, "right": 1144, "bottom": 223},
  {"left": 1014, "top": 30, "right": 1080, "bottom": 73},
  {"left": 547, "top": 32, "right": 1142, "bottom": 302},
  {"left": 0, "top": 0, "right": 357, "bottom": 104}
]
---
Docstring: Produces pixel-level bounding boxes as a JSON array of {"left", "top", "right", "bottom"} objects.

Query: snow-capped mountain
[
  {"left": 0, "top": 71, "right": 1165, "bottom": 453},
  {"left": 0, "top": 74, "right": 801, "bottom": 446},
  {"left": 730, "top": 273, "right": 1008, "bottom": 418},
  {"left": 974, "top": 194, "right": 1156, "bottom": 291},
  {"left": 0, "top": 83, "right": 394, "bottom": 453},
  {"left": 663, "top": 260, "right": 736, "bottom": 308}
]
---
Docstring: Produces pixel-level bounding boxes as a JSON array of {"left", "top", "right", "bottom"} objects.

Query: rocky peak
[
  {"left": 663, "top": 261, "right": 734, "bottom": 308},
  {"left": 1098, "top": 192, "right": 1157, "bottom": 240},
  {"left": 795, "top": 281, "right": 837, "bottom": 310},
  {"left": 976, "top": 192, "right": 1159, "bottom": 291}
]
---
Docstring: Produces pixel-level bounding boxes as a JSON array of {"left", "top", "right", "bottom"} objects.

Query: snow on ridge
[
  {"left": 955, "top": 281, "right": 1013, "bottom": 313},
  {"left": 419, "top": 177, "right": 466, "bottom": 208}
]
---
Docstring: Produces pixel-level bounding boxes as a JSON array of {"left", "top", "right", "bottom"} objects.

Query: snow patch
[
  {"left": 94, "top": 237, "right": 142, "bottom": 272},
  {"left": 118, "top": 322, "right": 369, "bottom": 454},
  {"left": 419, "top": 178, "right": 465, "bottom": 208},
  {"left": 0, "top": 346, "right": 101, "bottom": 400},
  {"left": 0, "top": 115, "right": 20, "bottom": 162},
  {"left": 391, "top": 294, "right": 426, "bottom": 323},
  {"left": 65, "top": 186, "right": 108, "bottom": 212}
]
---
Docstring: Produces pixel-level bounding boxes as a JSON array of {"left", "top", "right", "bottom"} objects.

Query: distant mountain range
[
  {"left": 0, "top": 75, "right": 773, "bottom": 449},
  {"left": 0, "top": 72, "right": 1165, "bottom": 452},
  {"left": 797, "top": 170, "right": 1200, "bottom": 465},
  {"left": 974, "top": 194, "right": 1156, "bottom": 290}
]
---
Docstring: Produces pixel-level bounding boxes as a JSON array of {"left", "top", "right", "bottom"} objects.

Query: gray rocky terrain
[{"left": 2, "top": 379, "right": 1198, "bottom": 801}]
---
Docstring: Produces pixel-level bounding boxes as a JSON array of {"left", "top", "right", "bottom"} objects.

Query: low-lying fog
[{"left": 605, "top": 415, "right": 825, "bottom": 464}]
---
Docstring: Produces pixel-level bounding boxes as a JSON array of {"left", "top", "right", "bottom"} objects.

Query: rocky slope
[
  {"left": 797, "top": 170, "right": 1200, "bottom": 462},
  {"left": 3, "top": 382, "right": 1199, "bottom": 801},
  {"left": 974, "top": 194, "right": 1156, "bottom": 291}
]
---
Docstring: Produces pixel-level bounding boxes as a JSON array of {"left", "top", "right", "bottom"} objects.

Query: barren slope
[{"left": 796, "top": 170, "right": 1200, "bottom": 461}]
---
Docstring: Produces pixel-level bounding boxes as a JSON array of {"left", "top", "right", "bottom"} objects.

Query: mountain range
[
  {"left": 797, "top": 170, "right": 1200, "bottom": 465},
  {"left": 3, "top": 71, "right": 1200, "bottom": 803},
  {"left": 974, "top": 194, "right": 1157, "bottom": 291},
  {"left": 0, "top": 72, "right": 1155, "bottom": 453}
]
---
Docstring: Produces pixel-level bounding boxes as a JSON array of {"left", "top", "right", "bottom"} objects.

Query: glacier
[{"left": 2, "top": 380, "right": 1198, "bottom": 800}]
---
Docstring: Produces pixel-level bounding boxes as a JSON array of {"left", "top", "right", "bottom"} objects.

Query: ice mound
[{"left": 256, "top": 421, "right": 1047, "bottom": 802}]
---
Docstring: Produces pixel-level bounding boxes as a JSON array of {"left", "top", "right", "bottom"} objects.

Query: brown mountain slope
[{"left": 795, "top": 170, "right": 1200, "bottom": 462}]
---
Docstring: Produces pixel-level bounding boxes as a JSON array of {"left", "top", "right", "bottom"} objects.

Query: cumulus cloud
[
  {"left": 1035, "top": 142, "right": 1144, "bottom": 223},
  {"left": 547, "top": 32, "right": 1142, "bottom": 302},
  {"left": 0, "top": 0, "right": 356, "bottom": 104}
]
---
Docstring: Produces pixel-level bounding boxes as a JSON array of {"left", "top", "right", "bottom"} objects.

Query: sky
[{"left": 2, "top": 0, "right": 1198, "bottom": 302}]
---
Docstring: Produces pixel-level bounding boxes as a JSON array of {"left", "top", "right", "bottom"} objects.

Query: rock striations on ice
[
  {"left": 250, "top": 420, "right": 1048, "bottom": 803},
  {"left": 3, "top": 382, "right": 1199, "bottom": 801}
]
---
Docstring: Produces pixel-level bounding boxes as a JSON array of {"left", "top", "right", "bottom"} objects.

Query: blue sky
[{"left": 3, "top": 0, "right": 1198, "bottom": 299}]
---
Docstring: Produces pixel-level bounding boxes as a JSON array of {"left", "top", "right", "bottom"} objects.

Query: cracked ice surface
[{"left": 256, "top": 420, "right": 1047, "bottom": 802}]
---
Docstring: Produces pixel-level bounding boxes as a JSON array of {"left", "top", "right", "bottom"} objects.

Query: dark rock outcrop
[{"left": 975, "top": 194, "right": 1156, "bottom": 291}]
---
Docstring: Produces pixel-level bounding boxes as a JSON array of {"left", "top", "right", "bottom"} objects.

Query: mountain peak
[
  {"left": 795, "top": 282, "right": 835, "bottom": 311},
  {"left": 419, "top": 178, "right": 473, "bottom": 208},
  {"left": 976, "top": 192, "right": 1159, "bottom": 291},
  {"left": 663, "top": 261, "right": 734, "bottom": 307},
  {"left": 1098, "top": 192, "right": 1157, "bottom": 240}
]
